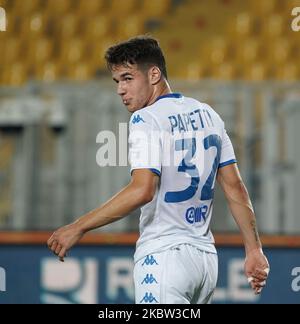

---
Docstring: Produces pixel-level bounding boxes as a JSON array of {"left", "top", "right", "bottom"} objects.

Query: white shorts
[{"left": 134, "top": 243, "right": 218, "bottom": 304}]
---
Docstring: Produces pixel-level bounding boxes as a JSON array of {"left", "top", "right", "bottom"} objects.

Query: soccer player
[{"left": 48, "top": 36, "right": 269, "bottom": 304}]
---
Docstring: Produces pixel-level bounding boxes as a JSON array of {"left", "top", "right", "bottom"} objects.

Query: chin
[
  {"left": 126, "top": 106, "right": 134, "bottom": 113},
  {"left": 127, "top": 105, "right": 138, "bottom": 113}
]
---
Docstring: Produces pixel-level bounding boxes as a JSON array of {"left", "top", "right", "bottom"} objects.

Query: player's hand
[
  {"left": 47, "top": 223, "right": 84, "bottom": 262},
  {"left": 244, "top": 248, "right": 270, "bottom": 295}
]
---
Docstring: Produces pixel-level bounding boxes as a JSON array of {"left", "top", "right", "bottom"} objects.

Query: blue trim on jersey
[
  {"left": 155, "top": 93, "right": 182, "bottom": 102},
  {"left": 149, "top": 168, "right": 161, "bottom": 177},
  {"left": 131, "top": 168, "right": 161, "bottom": 177},
  {"left": 218, "top": 159, "right": 237, "bottom": 169}
]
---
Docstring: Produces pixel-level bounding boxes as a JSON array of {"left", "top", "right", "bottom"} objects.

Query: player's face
[{"left": 111, "top": 64, "right": 153, "bottom": 113}]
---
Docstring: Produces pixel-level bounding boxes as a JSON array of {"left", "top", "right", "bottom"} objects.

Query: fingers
[
  {"left": 252, "top": 268, "right": 268, "bottom": 280},
  {"left": 49, "top": 240, "right": 58, "bottom": 254},
  {"left": 248, "top": 266, "right": 269, "bottom": 281},
  {"left": 259, "top": 280, "right": 266, "bottom": 287},
  {"left": 58, "top": 247, "right": 67, "bottom": 262},
  {"left": 47, "top": 232, "right": 68, "bottom": 261},
  {"left": 254, "top": 279, "right": 267, "bottom": 294},
  {"left": 248, "top": 267, "right": 270, "bottom": 295},
  {"left": 47, "top": 236, "right": 54, "bottom": 247},
  {"left": 249, "top": 281, "right": 262, "bottom": 295},
  {"left": 249, "top": 280, "right": 262, "bottom": 294},
  {"left": 249, "top": 278, "right": 266, "bottom": 287},
  {"left": 47, "top": 234, "right": 57, "bottom": 251},
  {"left": 248, "top": 277, "right": 261, "bottom": 291},
  {"left": 55, "top": 244, "right": 62, "bottom": 255},
  {"left": 252, "top": 279, "right": 266, "bottom": 288}
]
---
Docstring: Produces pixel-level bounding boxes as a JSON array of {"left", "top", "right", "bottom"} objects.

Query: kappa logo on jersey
[
  {"left": 140, "top": 292, "right": 158, "bottom": 303},
  {"left": 185, "top": 205, "right": 208, "bottom": 224},
  {"left": 141, "top": 274, "right": 158, "bottom": 285},
  {"left": 132, "top": 115, "right": 145, "bottom": 124},
  {"left": 142, "top": 255, "right": 158, "bottom": 266}
]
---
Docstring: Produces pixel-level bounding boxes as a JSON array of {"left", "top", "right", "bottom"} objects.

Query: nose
[{"left": 117, "top": 82, "right": 126, "bottom": 96}]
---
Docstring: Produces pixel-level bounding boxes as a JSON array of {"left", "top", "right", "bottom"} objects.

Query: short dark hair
[{"left": 105, "top": 36, "right": 168, "bottom": 80}]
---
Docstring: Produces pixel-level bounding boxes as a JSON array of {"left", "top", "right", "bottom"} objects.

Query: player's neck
[{"left": 150, "top": 80, "right": 172, "bottom": 106}]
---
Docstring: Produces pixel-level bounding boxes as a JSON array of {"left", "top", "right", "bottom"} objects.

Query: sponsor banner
[{"left": 0, "top": 245, "right": 299, "bottom": 303}]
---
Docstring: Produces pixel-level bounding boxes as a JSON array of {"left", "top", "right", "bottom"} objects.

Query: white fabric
[
  {"left": 128, "top": 94, "right": 237, "bottom": 263},
  {"left": 134, "top": 244, "right": 218, "bottom": 304}
]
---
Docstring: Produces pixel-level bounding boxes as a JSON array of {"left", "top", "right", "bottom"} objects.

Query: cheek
[
  {"left": 131, "top": 85, "right": 142, "bottom": 101},
  {"left": 129, "top": 77, "right": 150, "bottom": 106},
  {"left": 136, "top": 82, "right": 149, "bottom": 100}
]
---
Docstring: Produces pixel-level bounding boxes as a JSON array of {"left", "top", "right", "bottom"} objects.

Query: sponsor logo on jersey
[{"left": 185, "top": 205, "right": 208, "bottom": 224}]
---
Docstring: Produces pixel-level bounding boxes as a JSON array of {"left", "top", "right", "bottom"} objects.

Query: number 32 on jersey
[{"left": 165, "top": 133, "right": 221, "bottom": 203}]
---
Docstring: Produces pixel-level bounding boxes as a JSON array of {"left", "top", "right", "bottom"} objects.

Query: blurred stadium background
[{"left": 0, "top": 0, "right": 300, "bottom": 304}]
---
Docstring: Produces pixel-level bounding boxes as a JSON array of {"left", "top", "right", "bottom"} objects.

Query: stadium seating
[
  {"left": 0, "top": 0, "right": 299, "bottom": 84},
  {"left": 76, "top": 0, "right": 106, "bottom": 17},
  {"left": 2, "top": 62, "right": 28, "bottom": 86},
  {"left": 34, "top": 61, "right": 60, "bottom": 82},
  {"left": 107, "top": 0, "right": 139, "bottom": 18}
]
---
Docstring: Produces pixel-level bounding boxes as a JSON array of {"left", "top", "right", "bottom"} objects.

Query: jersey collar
[{"left": 155, "top": 93, "right": 183, "bottom": 102}]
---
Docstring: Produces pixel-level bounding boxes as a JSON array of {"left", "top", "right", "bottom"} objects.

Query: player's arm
[
  {"left": 47, "top": 169, "right": 158, "bottom": 261},
  {"left": 217, "top": 163, "right": 269, "bottom": 293}
]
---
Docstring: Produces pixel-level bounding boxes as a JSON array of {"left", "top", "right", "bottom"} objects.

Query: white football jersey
[{"left": 128, "top": 93, "right": 237, "bottom": 263}]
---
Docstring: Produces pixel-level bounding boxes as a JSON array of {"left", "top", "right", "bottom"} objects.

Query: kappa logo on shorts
[
  {"left": 141, "top": 274, "right": 158, "bottom": 285},
  {"left": 142, "top": 255, "right": 158, "bottom": 266},
  {"left": 132, "top": 115, "right": 145, "bottom": 124},
  {"left": 140, "top": 292, "right": 158, "bottom": 303}
]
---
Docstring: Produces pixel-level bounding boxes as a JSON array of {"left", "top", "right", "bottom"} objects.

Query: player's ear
[{"left": 149, "top": 66, "right": 161, "bottom": 85}]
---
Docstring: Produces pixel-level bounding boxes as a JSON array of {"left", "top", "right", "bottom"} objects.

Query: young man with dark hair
[{"left": 48, "top": 36, "right": 269, "bottom": 304}]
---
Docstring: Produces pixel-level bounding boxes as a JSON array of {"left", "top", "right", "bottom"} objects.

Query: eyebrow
[{"left": 113, "top": 72, "right": 133, "bottom": 82}]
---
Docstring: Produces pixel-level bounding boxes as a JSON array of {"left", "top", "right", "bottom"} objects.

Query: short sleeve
[
  {"left": 219, "top": 124, "right": 237, "bottom": 168},
  {"left": 128, "top": 111, "right": 162, "bottom": 176}
]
